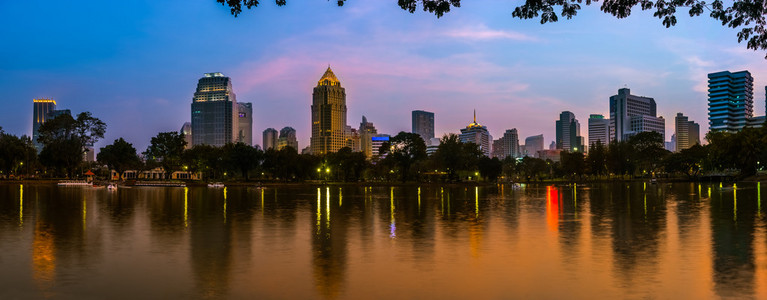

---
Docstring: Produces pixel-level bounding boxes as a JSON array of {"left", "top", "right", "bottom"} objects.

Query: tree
[
  {"left": 379, "top": 132, "right": 427, "bottom": 182},
  {"left": 182, "top": 144, "right": 222, "bottom": 181},
  {"left": 37, "top": 112, "right": 106, "bottom": 178},
  {"left": 222, "top": 142, "right": 262, "bottom": 180},
  {"left": 430, "top": 133, "right": 483, "bottom": 181},
  {"left": 144, "top": 131, "right": 187, "bottom": 179},
  {"left": 97, "top": 138, "right": 141, "bottom": 180},
  {"left": 0, "top": 133, "right": 36, "bottom": 176},
  {"left": 627, "top": 131, "right": 669, "bottom": 175},
  {"left": 218, "top": 0, "right": 767, "bottom": 58},
  {"left": 560, "top": 151, "right": 586, "bottom": 179},
  {"left": 478, "top": 156, "right": 503, "bottom": 182},
  {"left": 664, "top": 143, "right": 707, "bottom": 179},
  {"left": 586, "top": 140, "right": 608, "bottom": 176}
]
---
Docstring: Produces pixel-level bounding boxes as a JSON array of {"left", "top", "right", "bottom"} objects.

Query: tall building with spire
[
  {"left": 191, "top": 72, "right": 238, "bottom": 147},
  {"left": 459, "top": 110, "right": 492, "bottom": 157},
  {"left": 311, "top": 66, "right": 347, "bottom": 155}
]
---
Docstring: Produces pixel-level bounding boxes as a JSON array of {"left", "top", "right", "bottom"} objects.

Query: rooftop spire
[
  {"left": 317, "top": 66, "right": 340, "bottom": 86},
  {"left": 474, "top": 109, "right": 476, "bottom": 123}
]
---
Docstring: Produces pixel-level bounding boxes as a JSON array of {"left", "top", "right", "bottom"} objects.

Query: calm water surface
[{"left": 1, "top": 182, "right": 766, "bottom": 299}]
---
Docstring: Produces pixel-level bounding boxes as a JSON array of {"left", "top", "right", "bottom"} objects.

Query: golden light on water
[
  {"left": 19, "top": 184, "right": 23, "bottom": 227},
  {"left": 184, "top": 187, "right": 188, "bottom": 228}
]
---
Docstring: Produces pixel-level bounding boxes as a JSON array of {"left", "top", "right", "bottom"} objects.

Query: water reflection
[{"left": 0, "top": 183, "right": 765, "bottom": 299}]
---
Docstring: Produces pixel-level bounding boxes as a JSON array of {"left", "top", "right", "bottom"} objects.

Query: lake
[{"left": 0, "top": 182, "right": 765, "bottom": 299}]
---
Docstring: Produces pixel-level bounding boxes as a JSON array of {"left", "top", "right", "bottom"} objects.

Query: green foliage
[
  {"left": 478, "top": 157, "right": 503, "bottom": 182},
  {"left": 0, "top": 133, "right": 36, "bottom": 176},
  {"left": 328, "top": 147, "right": 369, "bottom": 182},
  {"left": 379, "top": 132, "right": 427, "bottom": 182},
  {"left": 37, "top": 112, "right": 106, "bottom": 178},
  {"left": 144, "top": 131, "right": 187, "bottom": 178},
  {"left": 586, "top": 141, "right": 608, "bottom": 176},
  {"left": 182, "top": 144, "right": 222, "bottom": 180},
  {"left": 560, "top": 151, "right": 586, "bottom": 178},
  {"left": 97, "top": 138, "right": 141, "bottom": 179},
  {"left": 431, "top": 133, "right": 483, "bottom": 181},
  {"left": 222, "top": 142, "right": 262, "bottom": 180},
  {"left": 219, "top": 0, "right": 767, "bottom": 58}
]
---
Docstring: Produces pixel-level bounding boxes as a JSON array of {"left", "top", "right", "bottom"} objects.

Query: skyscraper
[
  {"left": 32, "top": 98, "right": 56, "bottom": 151},
  {"left": 411, "top": 110, "right": 434, "bottom": 144},
  {"left": 359, "top": 116, "right": 378, "bottom": 158},
  {"left": 311, "top": 66, "right": 347, "bottom": 155},
  {"left": 555, "top": 111, "right": 584, "bottom": 152},
  {"left": 609, "top": 88, "right": 665, "bottom": 141},
  {"left": 262, "top": 128, "right": 278, "bottom": 150},
  {"left": 708, "top": 70, "right": 753, "bottom": 132},
  {"left": 278, "top": 127, "right": 298, "bottom": 150},
  {"left": 492, "top": 129, "right": 520, "bottom": 159},
  {"left": 191, "top": 72, "right": 238, "bottom": 147},
  {"left": 588, "top": 114, "right": 612, "bottom": 147},
  {"left": 674, "top": 113, "right": 700, "bottom": 151},
  {"left": 237, "top": 102, "right": 252, "bottom": 146},
  {"left": 459, "top": 111, "right": 492, "bottom": 157},
  {"left": 524, "top": 134, "right": 544, "bottom": 158},
  {"left": 181, "top": 122, "right": 192, "bottom": 150}
]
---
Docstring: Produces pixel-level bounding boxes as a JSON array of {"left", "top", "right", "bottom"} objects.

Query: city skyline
[{"left": 1, "top": 1, "right": 766, "bottom": 152}]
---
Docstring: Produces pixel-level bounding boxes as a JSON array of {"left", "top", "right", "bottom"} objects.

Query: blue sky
[{"left": 0, "top": 0, "right": 765, "bottom": 151}]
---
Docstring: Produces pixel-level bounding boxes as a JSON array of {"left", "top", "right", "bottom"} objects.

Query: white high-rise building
[{"left": 609, "top": 88, "right": 665, "bottom": 141}]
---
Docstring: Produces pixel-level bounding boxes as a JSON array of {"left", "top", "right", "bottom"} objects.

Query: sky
[{"left": 0, "top": 0, "right": 765, "bottom": 152}]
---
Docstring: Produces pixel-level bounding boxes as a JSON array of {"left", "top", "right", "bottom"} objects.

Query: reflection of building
[
  {"left": 588, "top": 114, "right": 612, "bottom": 147},
  {"left": 674, "top": 113, "right": 700, "bottom": 151},
  {"left": 237, "top": 102, "right": 252, "bottom": 145},
  {"left": 191, "top": 73, "right": 238, "bottom": 147},
  {"left": 277, "top": 127, "right": 298, "bottom": 150},
  {"left": 610, "top": 88, "right": 665, "bottom": 141},
  {"left": 311, "top": 67, "right": 347, "bottom": 155},
  {"left": 708, "top": 70, "right": 753, "bottom": 132},
  {"left": 555, "top": 111, "right": 584, "bottom": 152},
  {"left": 459, "top": 111, "right": 492, "bottom": 157},
  {"left": 262, "top": 128, "right": 278, "bottom": 150},
  {"left": 312, "top": 188, "right": 348, "bottom": 299},
  {"left": 181, "top": 122, "right": 192, "bottom": 149},
  {"left": 411, "top": 110, "right": 434, "bottom": 144}
]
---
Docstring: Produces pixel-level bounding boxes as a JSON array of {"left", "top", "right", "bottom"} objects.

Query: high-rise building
[
  {"left": 371, "top": 135, "right": 390, "bottom": 158},
  {"left": 588, "top": 114, "right": 612, "bottom": 147},
  {"left": 191, "top": 72, "right": 238, "bottom": 147},
  {"left": 237, "top": 102, "right": 252, "bottom": 146},
  {"left": 674, "top": 113, "right": 700, "bottom": 151},
  {"left": 262, "top": 128, "right": 278, "bottom": 150},
  {"left": 181, "top": 122, "right": 192, "bottom": 149},
  {"left": 708, "top": 70, "right": 753, "bottom": 132},
  {"left": 555, "top": 111, "right": 584, "bottom": 152},
  {"left": 32, "top": 99, "right": 56, "bottom": 151},
  {"left": 359, "top": 116, "right": 378, "bottom": 158},
  {"left": 311, "top": 66, "right": 347, "bottom": 155},
  {"left": 344, "top": 125, "right": 360, "bottom": 152},
  {"left": 412, "top": 110, "right": 434, "bottom": 144},
  {"left": 492, "top": 129, "right": 520, "bottom": 159},
  {"left": 278, "top": 127, "right": 298, "bottom": 150},
  {"left": 610, "top": 88, "right": 665, "bottom": 141},
  {"left": 524, "top": 134, "right": 544, "bottom": 158},
  {"left": 459, "top": 111, "right": 492, "bottom": 157}
]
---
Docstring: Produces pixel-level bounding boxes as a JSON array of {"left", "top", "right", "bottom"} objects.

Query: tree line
[{"left": 3, "top": 111, "right": 767, "bottom": 182}]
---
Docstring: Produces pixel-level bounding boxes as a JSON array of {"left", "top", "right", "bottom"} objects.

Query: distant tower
[
  {"left": 278, "top": 127, "right": 298, "bottom": 150},
  {"left": 237, "top": 102, "right": 252, "bottom": 146},
  {"left": 675, "top": 113, "right": 700, "bottom": 151},
  {"left": 262, "top": 128, "right": 278, "bottom": 150},
  {"left": 411, "top": 110, "right": 434, "bottom": 144},
  {"left": 524, "top": 134, "right": 544, "bottom": 158},
  {"left": 191, "top": 73, "right": 238, "bottom": 147},
  {"left": 32, "top": 98, "right": 56, "bottom": 152},
  {"left": 311, "top": 66, "right": 347, "bottom": 155},
  {"left": 609, "top": 88, "right": 665, "bottom": 141},
  {"left": 181, "top": 122, "right": 192, "bottom": 149},
  {"left": 459, "top": 110, "right": 492, "bottom": 157},
  {"left": 359, "top": 116, "right": 378, "bottom": 158},
  {"left": 555, "top": 111, "right": 584, "bottom": 152},
  {"left": 707, "top": 71, "right": 753, "bottom": 132},
  {"left": 588, "top": 114, "right": 611, "bottom": 147}
]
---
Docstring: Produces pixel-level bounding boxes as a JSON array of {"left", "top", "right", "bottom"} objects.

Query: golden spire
[
  {"left": 317, "top": 66, "right": 340, "bottom": 86},
  {"left": 474, "top": 109, "right": 476, "bottom": 123}
]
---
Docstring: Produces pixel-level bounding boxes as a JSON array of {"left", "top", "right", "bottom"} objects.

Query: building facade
[
  {"left": 191, "top": 73, "right": 238, "bottom": 147},
  {"left": 311, "top": 67, "right": 347, "bottom": 155},
  {"left": 555, "top": 111, "right": 584, "bottom": 152},
  {"left": 278, "top": 126, "right": 298, "bottom": 150},
  {"left": 492, "top": 129, "right": 520, "bottom": 159},
  {"left": 588, "top": 114, "right": 612, "bottom": 147},
  {"left": 524, "top": 134, "right": 544, "bottom": 158},
  {"left": 32, "top": 99, "right": 57, "bottom": 151},
  {"left": 262, "top": 128, "right": 278, "bottom": 150},
  {"left": 237, "top": 102, "right": 252, "bottom": 146},
  {"left": 181, "top": 122, "right": 192, "bottom": 149},
  {"left": 609, "top": 88, "right": 665, "bottom": 141},
  {"left": 459, "top": 111, "right": 492, "bottom": 157},
  {"left": 411, "top": 110, "right": 435, "bottom": 144},
  {"left": 708, "top": 70, "right": 753, "bottom": 132},
  {"left": 359, "top": 116, "right": 378, "bottom": 158},
  {"left": 674, "top": 113, "right": 700, "bottom": 151}
]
